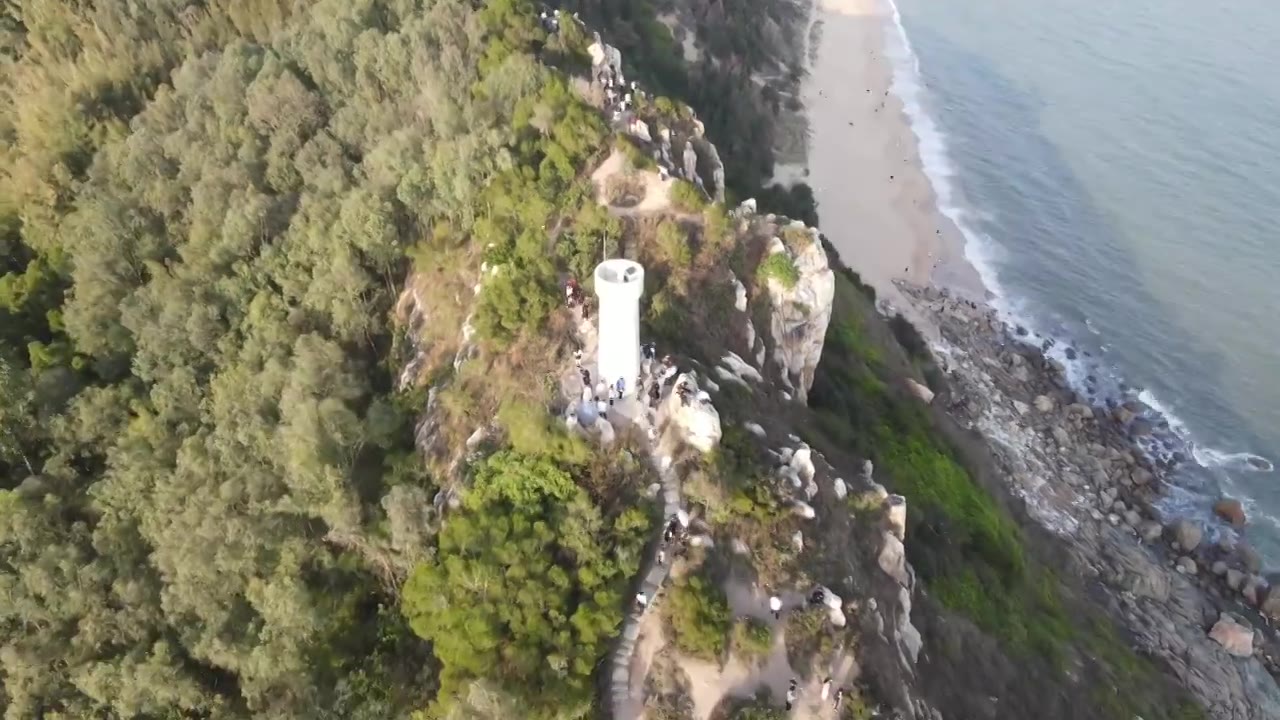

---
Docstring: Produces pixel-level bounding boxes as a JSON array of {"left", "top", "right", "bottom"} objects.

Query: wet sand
[{"left": 782, "top": 0, "right": 986, "bottom": 323}]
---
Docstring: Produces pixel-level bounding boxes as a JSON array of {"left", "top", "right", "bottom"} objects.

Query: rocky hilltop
[{"left": 392, "top": 9, "right": 1271, "bottom": 720}]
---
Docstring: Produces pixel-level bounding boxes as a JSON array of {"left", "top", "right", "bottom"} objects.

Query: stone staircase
[{"left": 608, "top": 458, "right": 683, "bottom": 720}]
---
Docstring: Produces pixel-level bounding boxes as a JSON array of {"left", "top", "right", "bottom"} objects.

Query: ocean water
[{"left": 884, "top": 0, "right": 1280, "bottom": 562}]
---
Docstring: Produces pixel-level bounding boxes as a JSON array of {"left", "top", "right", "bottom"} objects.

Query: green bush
[
  {"left": 671, "top": 179, "right": 708, "bottom": 212},
  {"left": 889, "top": 312, "right": 928, "bottom": 360},
  {"left": 403, "top": 451, "right": 647, "bottom": 719},
  {"left": 657, "top": 219, "right": 692, "bottom": 269},
  {"left": 498, "top": 399, "right": 593, "bottom": 465},
  {"left": 702, "top": 204, "right": 734, "bottom": 250},
  {"left": 731, "top": 618, "right": 774, "bottom": 660},
  {"left": 781, "top": 225, "right": 815, "bottom": 252},
  {"left": 756, "top": 253, "right": 799, "bottom": 290},
  {"left": 663, "top": 575, "right": 732, "bottom": 660},
  {"left": 616, "top": 134, "right": 656, "bottom": 170},
  {"left": 783, "top": 609, "right": 833, "bottom": 672},
  {"left": 731, "top": 702, "right": 787, "bottom": 720}
]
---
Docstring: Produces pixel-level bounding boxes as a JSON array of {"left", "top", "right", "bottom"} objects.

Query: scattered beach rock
[
  {"left": 1138, "top": 521, "right": 1164, "bottom": 544},
  {"left": 1167, "top": 518, "right": 1202, "bottom": 553},
  {"left": 1238, "top": 544, "right": 1264, "bottom": 574},
  {"left": 1243, "top": 577, "right": 1265, "bottom": 607},
  {"left": 1214, "top": 497, "right": 1247, "bottom": 528},
  {"left": 1226, "top": 568, "right": 1246, "bottom": 592},
  {"left": 1261, "top": 586, "right": 1280, "bottom": 621},
  {"left": 1175, "top": 556, "right": 1197, "bottom": 575},
  {"left": 1209, "top": 614, "right": 1255, "bottom": 658},
  {"left": 897, "top": 282, "right": 1280, "bottom": 713}
]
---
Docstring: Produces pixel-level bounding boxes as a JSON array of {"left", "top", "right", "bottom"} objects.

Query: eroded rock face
[
  {"left": 763, "top": 224, "right": 835, "bottom": 404},
  {"left": 878, "top": 532, "right": 910, "bottom": 587}
]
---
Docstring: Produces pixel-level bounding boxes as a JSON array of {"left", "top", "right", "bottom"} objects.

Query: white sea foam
[
  {"left": 1136, "top": 388, "right": 1192, "bottom": 438},
  {"left": 1192, "top": 447, "right": 1274, "bottom": 473},
  {"left": 883, "top": 0, "right": 1009, "bottom": 310}
]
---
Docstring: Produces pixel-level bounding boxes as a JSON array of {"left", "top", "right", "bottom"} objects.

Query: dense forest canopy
[{"left": 0, "top": 0, "right": 646, "bottom": 717}]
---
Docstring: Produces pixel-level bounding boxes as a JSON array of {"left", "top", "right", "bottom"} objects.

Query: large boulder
[
  {"left": 663, "top": 374, "right": 722, "bottom": 452},
  {"left": 1237, "top": 543, "right": 1264, "bottom": 574},
  {"left": 1213, "top": 497, "right": 1247, "bottom": 528},
  {"left": 1166, "top": 518, "right": 1202, "bottom": 553},
  {"left": 762, "top": 224, "right": 835, "bottom": 403},
  {"left": 1138, "top": 520, "right": 1164, "bottom": 544},
  {"left": 1175, "top": 556, "right": 1197, "bottom": 575},
  {"left": 1208, "top": 614, "right": 1255, "bottom": 658},
  {"left": 1260, "top": 585, "right": 1280, "bottom": 621},
  {"left": 906, "top": 379, "right": 934, "bottom": 404},
  {"left": 1226, "top": 568, "right": 1246, "bottom": 591}
]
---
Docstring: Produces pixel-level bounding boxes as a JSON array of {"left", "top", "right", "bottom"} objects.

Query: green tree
[{"left": 402, "top": 452, "right": 646, "bottom": 719}]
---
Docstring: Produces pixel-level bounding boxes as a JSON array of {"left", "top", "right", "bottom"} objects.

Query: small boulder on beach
[
  {"left": 1175, "top": 556, "right": 1197, "bottom": 575},
  {"left": 1166, "top": 518, "right": 1202, "bottom": 553},
  {"left": 1208, "top": 614, "right": 1254, "bottom": 657},
  {"left": 1260, "top": 585, "right": 1280, "bottom": 621},
  {"left": 1213, "top": 497, "right": 1247, "bottom": 528}
]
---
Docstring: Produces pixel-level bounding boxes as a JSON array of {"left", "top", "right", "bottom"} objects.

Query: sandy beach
[{"left": 782, "top": 0, "right": 986, "bottom": 320}]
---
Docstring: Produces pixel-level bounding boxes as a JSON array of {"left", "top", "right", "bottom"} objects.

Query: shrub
[
  {"left": 497, "top": 400, "right": 592, "bottom": 465},
  {"left": 889, "top": 312, "right": 928, "bottom": 359},
  {"left": 783, "top": 609, "right": 833, "bottom": 674},
  {"left": 731, "top": 703, "right": 787, "bottom": 720},
  {"left": 731, "top": 618, "right": 773, "bottom": 660},
  {"left": 605, "top": 173, "right": 646, "bottom": 206},
  {"left": 702, "top": 204, "right": 734, "bottom": 250},
  {"left": 657, "top": 220, "right": 692, "bottom": 269},
  {"left": 781, "top": 225, "right": 814, "bottom": 252},
  {"left": 616, "top": 134, "right": 655, "bottom": 170},
  {"left": 756, "top": 182, "right": 818, "bottom": 226},
  {"left": 756, "top": 253, "right": 799, "bottom": 290},
  {"left": 670, "top": 179, "right": 708, "bottom": 212},
  {"left": 663, "top": 575, "right": 731, "bottom": 660}
]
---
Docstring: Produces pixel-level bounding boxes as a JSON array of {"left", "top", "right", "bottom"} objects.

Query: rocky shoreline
[{"left": 897, "top": 282, "right": 1280, "bottom": 718}]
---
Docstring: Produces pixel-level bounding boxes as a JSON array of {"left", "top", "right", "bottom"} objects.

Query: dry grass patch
[{"left": 605, "top": 171, "right": 646, "bottom": 207}]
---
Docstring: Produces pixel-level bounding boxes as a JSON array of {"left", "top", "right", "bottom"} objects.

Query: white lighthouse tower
[{"left": 593, "top": 259, "right": 645, "bottom": 397}]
